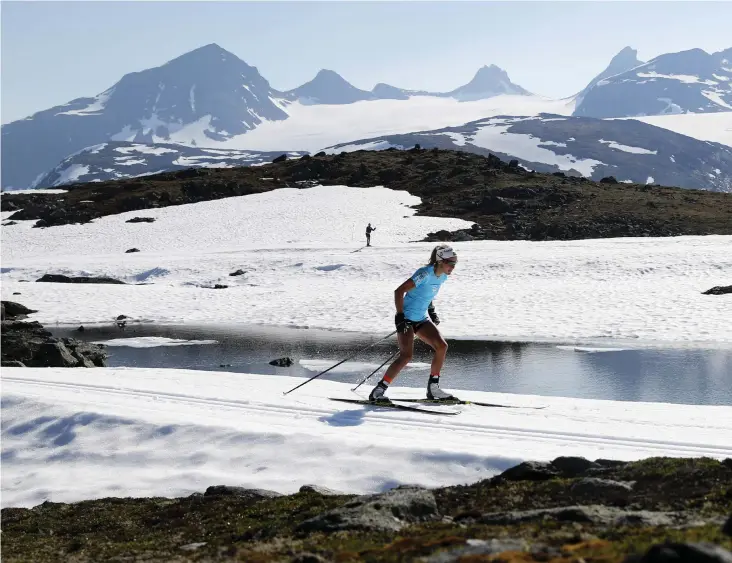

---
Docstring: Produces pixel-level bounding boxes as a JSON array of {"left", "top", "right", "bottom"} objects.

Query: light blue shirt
[{"left": 403, "top": 265, "right": 447, "bottom": 322}]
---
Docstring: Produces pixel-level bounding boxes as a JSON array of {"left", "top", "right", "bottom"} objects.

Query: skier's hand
[
  {"left": 428, "top": 309, "right": 440, "bottom": 325},
  {"left": 395, "top": 312, "right": 411, "bottom": 333},
  {"left": 428, "top": 302, "right": 440, "bottom": 325}
]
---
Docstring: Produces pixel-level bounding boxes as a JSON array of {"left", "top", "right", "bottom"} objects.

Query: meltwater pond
[{"left": 55, "top": 324, "right": 732, "bottom": 406}]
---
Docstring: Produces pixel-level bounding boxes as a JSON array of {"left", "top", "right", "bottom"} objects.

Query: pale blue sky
[{"left": 2, "top": 1, "right": 731, "bottom": 123}]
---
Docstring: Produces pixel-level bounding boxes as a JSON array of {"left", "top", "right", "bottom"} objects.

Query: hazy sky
[{"left": 2, "top": 1, "right": 731, "bottom": 123}]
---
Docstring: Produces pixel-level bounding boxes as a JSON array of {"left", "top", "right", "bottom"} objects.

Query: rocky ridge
[{"left": 3, "top": 148, "right": 732, "bottom": 241}]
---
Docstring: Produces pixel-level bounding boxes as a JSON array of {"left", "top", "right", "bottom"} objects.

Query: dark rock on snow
[
  {"left": 269, "top": 357, "right": 294, "bottom": 367},
  {"left": 1, "top": 302, "right": 107, "bottom": 368},
  {"left": 703, "top": 285, "right": 732, "bottom": 295},
  {"left": 36, "top": 274, "right": 126, "bottom": 284}
]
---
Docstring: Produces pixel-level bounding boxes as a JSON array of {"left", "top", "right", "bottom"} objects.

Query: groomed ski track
[{"left": 3, "top": 367, "right": 731, "bottom": 507}]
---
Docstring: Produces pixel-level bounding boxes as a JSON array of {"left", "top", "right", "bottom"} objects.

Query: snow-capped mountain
[
  {"left": 285, "top": 69, "right": 374, "bottom": 104},
  {"left": 1, "top": 43, "right": 290, "bottom": 190},
  {"left": 37, "top": 114, "right": 732, "bottom": 193},
  {"left": 325, "top": 114, "right": 732, "bottom": 192},
  {"left": 573, "top": 47, "right": 644, "bottom": 107},
  {"left": 31, "top": 142, "right": 307, "bottom": 188},
  {"left": 574, "top": 47, "right": 732, "bottom": 118},
  {"left": 4, "top": 42, "right": 730, "bottom": 191},
  {"left": 1, "top": 43, "right": 532, "bottom": 190}
]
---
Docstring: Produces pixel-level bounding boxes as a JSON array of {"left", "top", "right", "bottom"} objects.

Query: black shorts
[{"left": 411, "top": 319, "right": 430, "bottom": 333}]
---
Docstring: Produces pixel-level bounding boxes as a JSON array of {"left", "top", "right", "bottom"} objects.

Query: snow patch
[
  {"left": 55, "top": 89, "right": 113, "bottom": 116},
  {"left": 598, "top": 139, "right": 657, "bottom": 155},
  {"left": 93, "top": 337, "right": 217, "bottom": 348},
  {"left": 469, "top": 120, "right": 605, "bottom": 176},
  {"left": 701, "top": 90, "right": 732, "bottom": 110},
  {"left": 636, "top": 72, "right": 717, "bottom": 85},
  {"left": 55, "top": 164, "right": 90, "bottom": 184}
]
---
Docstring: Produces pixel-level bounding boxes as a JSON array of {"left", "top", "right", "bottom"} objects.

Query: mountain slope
[
  {"left": 574, "top": 47, "right": 644, "bottom": 107},
  {"left": 32, "top": 142, "right": 306, "bottom": 188},
  {"left": 1, "top": 44, "right": 289, "bottom": 190},
  {"left": 326, "top": 114, "right": 732, "bottom": 192},
  {"left": 3, "top": 148, "right": 732, "bottom": 242},
  {"left": 574, "top": 47, "right": 732, "bottom": 118}
]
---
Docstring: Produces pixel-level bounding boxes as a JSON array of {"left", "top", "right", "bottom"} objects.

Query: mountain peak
[
  {"left": 448, "top": 64, "right": 530, "bottom": 100},
  {"left": 573, "top": 47, "right": 644, "bottom": 106},
  {"left": 609, "top": 47, "right": 642, "bottom": 68},
  {"left": 164, "top": 43, "right": 246, "bottom": 69},
  {"left": 314, "top": 69, "right": 344, "bottom": 80},
  {"left": 574, "top": 46, "right": 731, "bottom": 118},
  {"left": 288, "top": 69, "right": 374, "bottom": 105}
]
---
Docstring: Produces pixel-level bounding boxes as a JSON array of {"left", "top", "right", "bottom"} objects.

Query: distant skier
[
  {"left": 369, "top": 244, "right": 458, "bottom": 403},
  {"left": 365, "top": 223, "right": 376, "bottom": 246}
]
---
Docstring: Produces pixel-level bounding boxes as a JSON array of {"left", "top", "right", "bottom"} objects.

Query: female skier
[{"left": 369, "top": 244, "right": 458, "bottom": 403}]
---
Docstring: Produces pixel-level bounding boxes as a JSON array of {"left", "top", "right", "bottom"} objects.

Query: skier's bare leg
[
  {"left": 381, "top": 329, "right": 415, "bottom": 383},
  {"left": 414, "top": 321, "right": 448, "bottom": 375}
]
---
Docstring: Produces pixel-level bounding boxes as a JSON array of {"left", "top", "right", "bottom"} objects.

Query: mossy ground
[{"left": 2, "top": 457, "right": 731, "bottom": 562}]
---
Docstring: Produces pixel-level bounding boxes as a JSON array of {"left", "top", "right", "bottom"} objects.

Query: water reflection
[{"left": 53, "top": 324, "right": 732, "bottom": 406}]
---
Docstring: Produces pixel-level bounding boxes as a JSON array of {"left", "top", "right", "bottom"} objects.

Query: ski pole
[
  {"left": 351, "top": 349, "right": 398, "bottom": 392},
  {"left": 283, "top": 330, "right": 397, "bottom": 395}
]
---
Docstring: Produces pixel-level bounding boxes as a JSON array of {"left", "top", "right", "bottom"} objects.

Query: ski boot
[
  {"left": 369, "top": 381, "right": 391, "bottom": 403},
  {"left": 427, "top": 376, "right": 457, "bottom": 402}
]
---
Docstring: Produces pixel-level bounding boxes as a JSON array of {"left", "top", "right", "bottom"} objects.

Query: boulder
[
  {"left": 269, "top": 357, "right": 294, "bottom": 367},
  {"left": 125, "top": 217, "right": 156, "bottom": 223},
  {"left": 703, "top": 285, "right": 732, "bottom": 295},
  {"left": 624, "top": 542, "right": 732, "bottom": 563},
  {"left": 36, "top": 274, "right": 126, "bottom": 284},
  {"left": 498, "top": 461, "right": 560, "bottom": 481},
  {"left": 1, "top": 319, "right": 107, "bottom": 367},
  {"left": 569, "top": 478, "right": 634, "bottom": 503},
  {"left": 551, "top": 456, "right": 601, "bottom": 477},
  {"left": 1, "top": 301, "right": 38, "bottom": 320},
  {"left": 297, "top": 485, "right": 440, "bottom": 533},
  {"left": 424, "top": 539, "right": 531, "bottom": 563},
  {"left": 299, "top": 485, "right": 343, "bottom": 496},
  {"left": 481, "top": 505, "right": 676, "bottom": 527},
  {"left": 203, "top": 486, "right": 282, "bottom": 501}
]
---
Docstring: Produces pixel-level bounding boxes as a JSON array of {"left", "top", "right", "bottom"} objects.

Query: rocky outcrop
[
  {"left": 4, "top": 149, "right": 731, "bottom": 241},
  {"left": 1, "top": 301, "right": 107, "bottom": 367},
  {"left": 203, "top": 486, "right": 282, "bottom": 501},
  {"left": 297, "top": 485, "right": 440, "bottom": 533},
  {"left": 1, "top": 301, "right": 37, "bottom": 321}
]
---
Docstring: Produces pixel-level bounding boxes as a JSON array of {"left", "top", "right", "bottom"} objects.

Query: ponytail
[{"left": 428, "top": 247, "right": 438, "bottom": 265}]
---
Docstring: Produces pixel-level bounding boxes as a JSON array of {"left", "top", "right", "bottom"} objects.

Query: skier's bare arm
[{"left": 394, "top": 278, "right": 416, "bottom": 313}]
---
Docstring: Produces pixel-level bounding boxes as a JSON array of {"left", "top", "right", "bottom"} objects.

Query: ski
[
  {"left": 393, "top": 398, "right": 546, "bottom": 410},
  {"left": 329, "top": 397, "right": 460, "bottom": 415}
]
